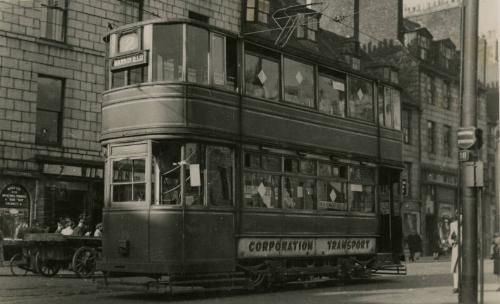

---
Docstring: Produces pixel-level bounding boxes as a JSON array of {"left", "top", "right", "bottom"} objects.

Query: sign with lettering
[
  {"left": 111, "top": 51, "right": 148, "bottom": 70},
  {"left": 238, "top": 237, "right": 376, "bottom": 258},
  {"left": 0, "top": 184, "right": 30, "bottom": 209}
]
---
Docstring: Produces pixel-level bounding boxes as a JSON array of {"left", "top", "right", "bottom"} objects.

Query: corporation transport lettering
[
  {"left": 248, "top": 240, "right": 313, "bottom": 253},
  {"left": 326, "top": 239, "right": 370, "bottom": 251}
]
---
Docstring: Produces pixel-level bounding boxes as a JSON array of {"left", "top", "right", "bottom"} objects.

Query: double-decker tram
[{"left": 99, "top": 19, "right": 405, "bottom": 288}]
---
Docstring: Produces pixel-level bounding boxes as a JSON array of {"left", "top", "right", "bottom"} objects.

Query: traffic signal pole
[{"left": 460, "top": 0, "right": 479, "bottom": 303}]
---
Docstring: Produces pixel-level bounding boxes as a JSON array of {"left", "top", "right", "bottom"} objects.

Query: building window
[
  {"left": 121, "top": 0, "right": 143, "bottom": 24},
  {"left": 443, "top": 125, "right": 452, "bottom": 157},
  {"left": 418, "top": 35, "right": 430, "bottom": 60},
  {"left": 283, "top": 57, "right": 315, "bottom": 108},
  {"left": 421, "top": 73, "right": 434, "bottom": 105},
  {"left": 246, "top": 0, "right": 270, "bottom": 23},
  {"left": 402, "top": 109, "right": 411, "bottom": 144},
  {"left": 297, "top": 15, "right": 318, "bottom": 41},
  {"left": 244, "top": 47, "right": 280, "bottom": 101},
  {"left": 442, "top": 81, "right": 451, "bottom": 109},
  {"left": 40, "top": 0, "right": 67, "bottom": 42},
  {"left": 402, "top": 162, "right": 411, "bottom": 197},
  {"left": 347, "top": 76, "right": 374, "bottom": 122},
  {"left": 427, "top": 121, "right": 435, "bottom": 154},
  {"left": 36, "top": 75, "right": 64, "bottom": 146}
]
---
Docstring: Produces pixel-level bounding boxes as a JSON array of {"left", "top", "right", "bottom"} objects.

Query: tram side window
[
  {"left": 319, "top": 72, "right": 346, "bottom": 117},
  {"left": 211, "top": 34, "right": 237, "bottom": 91},
  {"left": 317, "top": 162, "right": 347, "bottom": 211},
  {"left": 348, "top": 166, "right": 375, "bottom": 213},
  {"left": 152, "top": 24, "right": 184, "bottom": 82},
  {"left": 112, "top": 158, "right": 146, "bottom": 202},
  {"left": 243, "top": 152, "right": 281, "bottom": 208},
  {"left": 283, "top": 158, "right": 316, "bottom": 210},
  {"left": 347, "top": 77, "right": 374, "bottom": 122},
  {"left": 153, "top": 143, "right": 182, "bottom": 205},
  {"left": 186, "top": 26, "right": 209, "bottom": 84},
  {"left": 283, "top": 57, "right": 314, "bottom": 108},
  {"left": 244, "top": 50, "right": 280, "bottom": 101},
  {"left": 207, "top": 146, "right": 233, "bottom": 206},
  {"left": 244, "top": 173, "right": 281, "bottom": 208}
]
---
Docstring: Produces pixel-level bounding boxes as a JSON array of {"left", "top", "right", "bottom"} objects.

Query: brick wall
[
  {"left": 0, "top": 0, "right": 241, "bottom": 172},
  {"left": 358, "top": 0, "right": 402, "bottom": 47}
]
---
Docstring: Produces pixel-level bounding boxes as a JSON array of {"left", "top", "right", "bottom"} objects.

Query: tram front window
[
  {"left": 153, "top": 143, "right": 182, "bottom": 205},
  {"left": 112, "top": 158, "right": 146, "bottom": 202},
  {"left": 152, "top": 142, "right": 234, "bottom": 206}
]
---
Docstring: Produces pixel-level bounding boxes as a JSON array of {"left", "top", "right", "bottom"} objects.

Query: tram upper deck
[{"left": 102, "top": 19, "right": 402, "bottom": 167}]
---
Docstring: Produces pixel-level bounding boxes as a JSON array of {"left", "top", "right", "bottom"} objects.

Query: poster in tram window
[{"left": 0, "top": 184, "right": 30, "bottom": 209}]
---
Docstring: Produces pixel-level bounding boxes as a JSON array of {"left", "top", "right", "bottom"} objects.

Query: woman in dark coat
[{"left": 491, "top": 232, "right": 500, "bottom": 291}]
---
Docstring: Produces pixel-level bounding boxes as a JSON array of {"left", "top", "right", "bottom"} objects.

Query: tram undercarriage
[{"left": 102, "top": 254, "right": 405, "bottom": 293}]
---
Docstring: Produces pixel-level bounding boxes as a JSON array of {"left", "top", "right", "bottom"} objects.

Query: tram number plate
[{"left": 238, "top": 237, "right": 376, "bottom": 258}]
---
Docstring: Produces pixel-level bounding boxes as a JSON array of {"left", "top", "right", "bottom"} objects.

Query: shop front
[{"left": 422, "top": 169, "right": 458, "bottom": 256}]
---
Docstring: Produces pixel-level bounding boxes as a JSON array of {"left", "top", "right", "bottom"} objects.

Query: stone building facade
[
  {"left": 359, "top": 0, "right": 493, "bottom": 256},
  {"left": 0, "top": 0, "right": 240, "bottom": 238}
]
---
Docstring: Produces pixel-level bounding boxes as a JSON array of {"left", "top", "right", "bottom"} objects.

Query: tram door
[{"left": 378, "top": 168, "right": 404, "bottom": 260}]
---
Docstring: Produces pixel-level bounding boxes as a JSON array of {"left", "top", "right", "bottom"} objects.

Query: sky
[{"left": 403, "top": 0, "right": 497, "bottom": 35}]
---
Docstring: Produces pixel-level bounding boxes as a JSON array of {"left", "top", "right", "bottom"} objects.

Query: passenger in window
[{"left": 208, "top": 148, "right": 231, "bottom": 206}]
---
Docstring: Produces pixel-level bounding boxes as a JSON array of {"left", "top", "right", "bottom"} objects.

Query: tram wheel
[
  {"left": 72, "top": 246, "right": 96, "bottom": 278},
  {"left": 244, "top": 263, "right": 271, "bottom": 290},
  {"left": 10, "top": 253, "right": 29, "bottom": 276},
  {"left": 35, "top": 251, "right": 60, "bottom": 277}
]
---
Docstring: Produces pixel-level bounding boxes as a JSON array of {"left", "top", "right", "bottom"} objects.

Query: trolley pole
[{"left": 459, "top": 0, "right": 479, "bottom": 303}]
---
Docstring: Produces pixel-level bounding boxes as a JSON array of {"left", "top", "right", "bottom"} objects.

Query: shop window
[
  {"left": 121, "top": 0, "right": 143, "bottom": 24},
  {"left": 36, "top": 75, "right": 64, "bottom": 146},
  {"left": 244, "top": 173, "right": 280, "bottom": 208},
  {"left": 112, "top": 158, "right": 146, "bottom": 202},
  {"left": 211, "top": 34, "right": 237, "bottom": 90},
  {"left": 40, "top": 0, "right": 67, "bottom": 42},
  {"left": 186, "top": 26, "right": 209, "bottom": 84},
  {"left": 427, "top": 121, "right": 435, "bottom": 154},
  {"left": 246, "top": 0, "right": 270, "bottom": 23},
  {"left": 244, "top": 50, "right": 280, "bottom": 101},
  {"left": 318, "top": 72, "right": 346, "bottom": 117},
  {"left": 347, "top": 76, "right": 374, "bottom": 122},
  {"left": 207, "top": 146, "right": 233, "bottom": 207},
  {"left": 283, "top": 57, "right": 314, "bottom": 108},
  {"left": 153, "top": 24, "right": 184, "bottom": 82}
]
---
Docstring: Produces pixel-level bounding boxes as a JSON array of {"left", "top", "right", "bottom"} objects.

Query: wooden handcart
[{"left": 10, "top": 233, "right": 101, "bottom": 278}]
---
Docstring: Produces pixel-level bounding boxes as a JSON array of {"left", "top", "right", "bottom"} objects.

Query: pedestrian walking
[
  {"left": 406, "top": 230, "right": 422, "bottom": 262},
  {"left": 448, "top": 212, "right": 460, "bottom": 293},
  {"left": 0, "top": 229, "right": 4, "bottom": 267},
  {"left": 491, "top": 232, "right": 500, "bottom": 291}
]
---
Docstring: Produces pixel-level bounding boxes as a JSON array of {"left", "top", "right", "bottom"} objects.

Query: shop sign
[
  {"left": 0, "top": 184, "right": 30, "bottom": 209},
  {"left": 111, "top": 51, "right": 148, "bottom": 70},
  {"left": 237, "top": 237, "right": 376, "bottom": 258}
]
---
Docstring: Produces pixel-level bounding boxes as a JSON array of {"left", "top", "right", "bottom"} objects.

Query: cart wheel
[
  {"left": 10, "top": 253, "right": 29, "bottom": 276},
  {"left": 72, "top": 246, "right": 96, "bottom": 278},
  {"left": 35, "top": 251, "right": 60, "bottom": 277}
]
